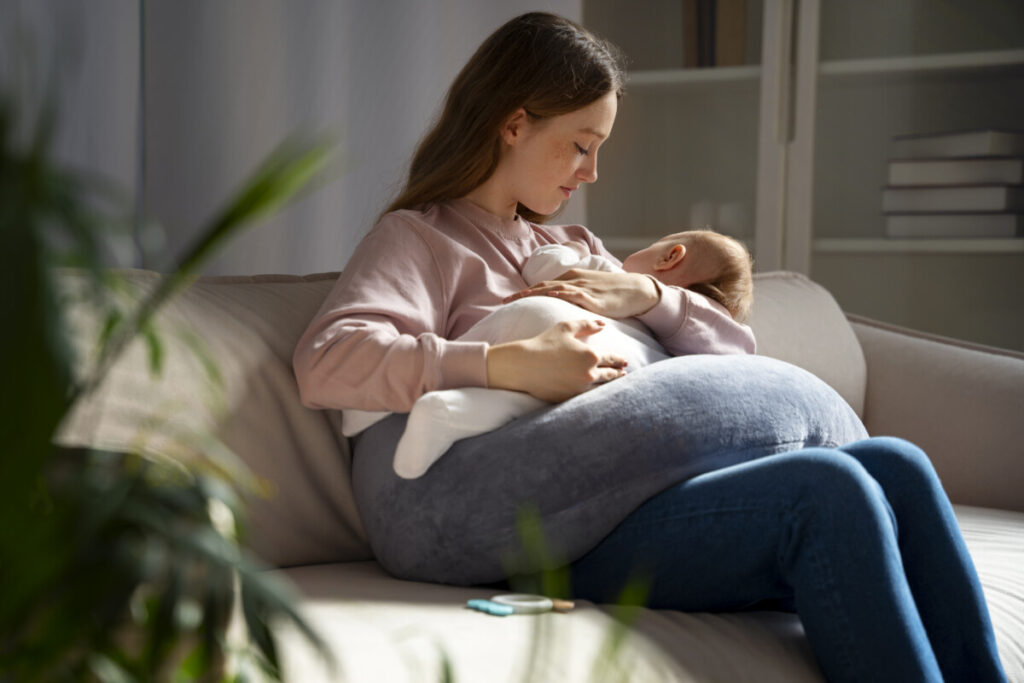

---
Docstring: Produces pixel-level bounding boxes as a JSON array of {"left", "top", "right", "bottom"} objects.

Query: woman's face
[{"left": 503, "top": 91, "right": 618, "bottom": 216}]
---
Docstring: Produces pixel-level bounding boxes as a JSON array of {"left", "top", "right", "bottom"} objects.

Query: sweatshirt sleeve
[
  {"left": 570, "top": 226, "right": 755, "bottom": 356},
  {"left": 292, "top": 215, "right": 488, "bottom": 413},
  {"left": 636, "top": 277, "right": 757, "bottom": 356}
]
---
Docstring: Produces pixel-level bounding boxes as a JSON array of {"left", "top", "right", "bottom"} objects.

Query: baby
[
  {"left": 524, "top": 228, "right": 753, "bottom": 323},
  {"left": 344, "top": 229, "right": 753, "bottom": 478}
]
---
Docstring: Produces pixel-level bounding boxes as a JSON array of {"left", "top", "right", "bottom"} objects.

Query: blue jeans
[{"left": 567, "top": 437, "right": 1007, "bottom": 683}]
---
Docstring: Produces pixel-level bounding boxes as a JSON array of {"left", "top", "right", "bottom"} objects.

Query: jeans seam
[{"left": 785, "top": 501, "right": 864, "bottom": 681}]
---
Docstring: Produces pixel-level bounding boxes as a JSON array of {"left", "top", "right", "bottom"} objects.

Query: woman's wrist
[
  {"left": 485, "top": 341, "right": 525, "bottom": 391},
  {"left": 637, "top": 274, "right": 662, "bottom": 315}
]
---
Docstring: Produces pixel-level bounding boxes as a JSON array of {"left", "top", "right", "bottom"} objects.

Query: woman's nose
[{"left": 577, "top": 154, "right": 598, "bottom": 183}]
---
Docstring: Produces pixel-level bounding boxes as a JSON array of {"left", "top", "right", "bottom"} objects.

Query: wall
[
  {"left": 1, "top": 0, "right": 140, "bottom": 265},
  {"left": 4, "top": 0, "right": 584, "bottom": 276}
]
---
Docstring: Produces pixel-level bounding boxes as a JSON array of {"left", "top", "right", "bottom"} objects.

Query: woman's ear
[
  {"left": 653, "top": 244, "right": 686, "bottom": 272},
  {"left": 501, "top": 108, "right": 529, "bottom": 146}
]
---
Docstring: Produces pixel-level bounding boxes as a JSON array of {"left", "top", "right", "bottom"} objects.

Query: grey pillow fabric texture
[{"left": 352, "top": 354, "right": 869, "bottom": 586}]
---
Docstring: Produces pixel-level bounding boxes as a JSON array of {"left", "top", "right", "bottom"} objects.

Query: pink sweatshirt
[{"left": 293, "top": 198, "right": 756, "bottom": 413}]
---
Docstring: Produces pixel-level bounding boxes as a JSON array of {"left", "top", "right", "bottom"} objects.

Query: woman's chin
[
  {"left": 521, "top": 200, "right": 563, "bottom": 217},
  {"left": 544, "top": 198, "right": 567, "bottom": 215}
]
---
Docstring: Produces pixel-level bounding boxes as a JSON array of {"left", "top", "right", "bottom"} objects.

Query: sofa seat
[{"left": 273, "top": 505, "right": 1024, "bottom": 682}]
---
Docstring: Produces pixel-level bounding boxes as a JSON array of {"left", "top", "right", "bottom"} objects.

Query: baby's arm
[
  {"left": 522, "top": 242, "right": 621, "bottom": 286},
  {"left": 560, "top": 240, "right": 592, "bottom": 260}
]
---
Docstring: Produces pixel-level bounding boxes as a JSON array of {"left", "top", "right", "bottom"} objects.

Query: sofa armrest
[{"left": 848, "top": 315, "right": 1024, "bottom": 512}]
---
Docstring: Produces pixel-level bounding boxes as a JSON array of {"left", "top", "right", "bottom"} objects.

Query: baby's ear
[{"left": 653, "top": 244, "right": 686, "bottom": 272}]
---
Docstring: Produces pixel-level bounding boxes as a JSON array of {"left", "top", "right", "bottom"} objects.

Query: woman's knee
[
  {"left": 778, "top": 449, "right": 897, "bottom": 531},
  {"left": 783, "top": 450, "right": 878, "bottom": 495},
  {"left": 838, "top": 436, "right": 940, "bottom": 491},
  {"left": 770, "top": 450, "right": 899, "bottom": 571}
]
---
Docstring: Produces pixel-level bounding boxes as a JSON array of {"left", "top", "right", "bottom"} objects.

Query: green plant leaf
[
  {"left": 199, "top": 563, "right": 234, "bottom": 679},
  {"left": 174, "top": 325, "right": 226, "bottom": 397},
  {"left": 588, "top": 574, "right": 652, "bottom": 683},
  {"left": 176, "top": 642, "right": 208, "bottom": 681},
  {"left": 140, "top": 318, "right": 165, "bottom": 377},
  {"left": 241, "top": 582, "right": 281, "bottom": 679},
  {"left": 89, "top": 653, "right": 140, "bottom": 683},
  {"left": 1, "top": 37, "right": 334, "bottom": 679},
  {"left": 144, "top": 562, "right": 184, "bottom": 674},
  {"left": 175, "top": 136, "right": 333, "bottom": 276},
  {"left": 98, "top": 308, "right": 125, "bottom": 355}
]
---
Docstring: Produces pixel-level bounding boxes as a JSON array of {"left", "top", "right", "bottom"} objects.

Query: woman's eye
[{"left": 574, "top": 142, "right": 590, "bottom": 156}]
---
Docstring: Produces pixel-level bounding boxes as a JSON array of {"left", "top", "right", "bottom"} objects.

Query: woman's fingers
[
  {"left": 504, "top": 273, "right": 585, "bottom": 302},
  {"left": 560, "top": 321, "right": 628, "bottom": 366},
  {"left": 503, "top": 269, "right": 659, "bottom": 318},
  {"left": 600, "top": 354, "right": 628, "bottom": 369},
  {"left": 560, "top": 317, "right": 605, "bottom": 338},
  {"left": 591, "top": 366, "right": 627, "bottom": 385},
  {"left": 504, "top": 283, "right": 599, "bottom": 316},
  {"left": 558, "top": 320, "right": 629, "bottom": 381},
  {"left": 503, "top": 283, "right": 559, "bottom": 303},
  {"left": 485, "top": 318, "right": 629, "bottom": 403}
]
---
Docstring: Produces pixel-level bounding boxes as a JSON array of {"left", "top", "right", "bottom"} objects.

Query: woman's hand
[
  {"left": 504, "top": 268, "right": 660, "bottom": 319},
  {"left": 486, "top": 319, "right": 628, "bottom": 403}
]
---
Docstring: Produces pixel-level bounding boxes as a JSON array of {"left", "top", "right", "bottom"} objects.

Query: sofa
[{"left": 59, "top": 268, "right": 1024, "bottom": 682}]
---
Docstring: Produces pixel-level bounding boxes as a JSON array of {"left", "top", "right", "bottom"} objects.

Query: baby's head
[{"left": 622, "top": 230, "right": 753, "bottom": 322}]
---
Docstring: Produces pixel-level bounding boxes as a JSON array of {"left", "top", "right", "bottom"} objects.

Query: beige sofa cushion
[
  {"left": 850, "top": 316, "right": 1024, "bottom": 512},
  {"left": 57, "top": 269, "right": 371, "bottom": 567},
  {"left": 271, "top": 504, "right": 1024, "bottom": 682},
  {"left": 748, "top": 271, "right": 867, "bottom": 418}
]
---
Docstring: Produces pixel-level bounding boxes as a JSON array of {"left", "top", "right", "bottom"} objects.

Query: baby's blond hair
[{"left": 678, "top": 230, "right": 753, "bottom": 323}]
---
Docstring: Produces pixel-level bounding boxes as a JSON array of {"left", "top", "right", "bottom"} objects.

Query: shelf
[
  {"left": 628, "top": 65, "right": 761, "bottom": 86},
  {"left": 819, "top": 48, "right": 1024, "bottom": 79},
  {"left": 814, "top": 238, "right": 1024, "bottom": 254},
  {"left": 627, "top": 49, "right": 1024, "bottom": 87},
  {"left": 607, "top": 237, "right": 1024, "bottom": 255},
  {"left": 602, "top": 236, "right": 755, "bottom": 256},
  {"left": 602, "top": 237, "right": 656, "bottom": 255}
]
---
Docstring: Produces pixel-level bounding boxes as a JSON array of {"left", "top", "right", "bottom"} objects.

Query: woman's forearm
[
  {"left": 293, "top": 321, "right": 488, "bottom": 413},
  {"left": 485, "top": 319, "right": 628, "bottom": 403}
]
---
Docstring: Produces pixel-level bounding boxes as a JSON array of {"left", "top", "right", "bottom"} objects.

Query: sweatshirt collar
[{"left": 448, "top": 197, "right": 530, "bottom": 241}]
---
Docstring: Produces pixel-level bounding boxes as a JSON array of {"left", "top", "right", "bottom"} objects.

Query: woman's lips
[{"left": 560, "top": 186, "right": 576, "bottom": 198}]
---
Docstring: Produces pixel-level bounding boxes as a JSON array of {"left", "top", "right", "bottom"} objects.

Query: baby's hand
[{"left": 561, "top": 240, "right": 591, "bottom": 259}]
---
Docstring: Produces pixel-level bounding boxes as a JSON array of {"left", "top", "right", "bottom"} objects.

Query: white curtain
[
  {"left": 7, "top": 0, "right": 584, "bottom": 275},
  {"left": 1, "top": 0, "right": 140, "bottom": 265}
]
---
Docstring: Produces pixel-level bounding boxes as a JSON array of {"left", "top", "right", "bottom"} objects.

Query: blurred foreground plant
[
  {"left": 503, "top": 506, "right": 653, "bottom": 683},
  {"left": 0, "top": 71, "right": 335, "bottom": 681}
]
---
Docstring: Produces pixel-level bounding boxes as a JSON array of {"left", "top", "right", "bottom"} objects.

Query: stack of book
[
  {"left": 683, "top": 0, "right": 746, "bottom": 68},
  {"left": 882, "top": 129, "right": 1024, "bottom": 238}
]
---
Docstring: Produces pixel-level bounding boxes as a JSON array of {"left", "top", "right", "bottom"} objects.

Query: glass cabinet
[
  {"left": 583, "top": 0, "right": 1024, "bottom": 350},
  {"left": 582, "top": 0, "right": 765, "bottom": 257}
]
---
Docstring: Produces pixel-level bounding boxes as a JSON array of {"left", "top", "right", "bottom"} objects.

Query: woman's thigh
[
  {"left": 352, "top": 355, "right": 867, "bottom": 586},
  {"left": 568, "top": 446, "right": 899, "bottom": 611}
]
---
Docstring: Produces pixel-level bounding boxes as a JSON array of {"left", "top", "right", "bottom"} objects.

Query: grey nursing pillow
[{"left": 352, "top": 353, "right": 869, "bottom": 585}]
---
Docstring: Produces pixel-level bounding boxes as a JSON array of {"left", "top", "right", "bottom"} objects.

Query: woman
[{"left": 293, "top": 12, "right": 1007, "bottom": 683}]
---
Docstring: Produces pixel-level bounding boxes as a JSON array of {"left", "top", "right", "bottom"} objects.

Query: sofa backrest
[
  {"left": 747, "top": 271, "right": 866, "bottom": 417},
  {"left": 58, "top": 269, "right": 373, "bottom": 568},
  {"left": 57, "top": 268, "right": 865, "bottom": 568}
]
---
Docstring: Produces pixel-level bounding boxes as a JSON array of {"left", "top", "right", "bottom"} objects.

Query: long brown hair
[{"left": 382, "top": 12, "right": 626, "bottom": 223}]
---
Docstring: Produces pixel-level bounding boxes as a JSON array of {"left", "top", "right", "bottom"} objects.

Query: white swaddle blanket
[{"left": 342, "top": 296, "right": 669, "bottom": 478}]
